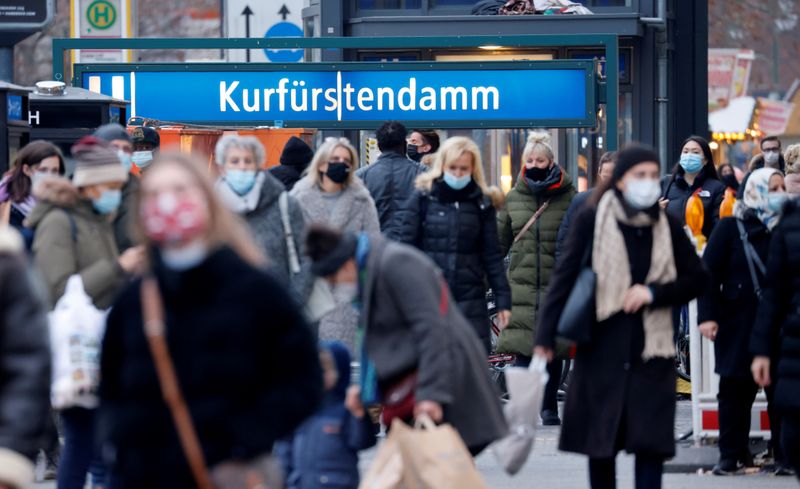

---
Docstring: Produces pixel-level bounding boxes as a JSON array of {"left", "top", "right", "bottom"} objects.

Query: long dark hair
[
  {"left": 4, "top": 140, "right": 65, "bottom": 203},
  {"left": 669, "top": 136, "right": 718, "bottom": 182}
]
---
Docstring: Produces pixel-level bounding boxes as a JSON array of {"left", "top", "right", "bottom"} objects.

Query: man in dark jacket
[
  {"left": 0, "top": 227, "right": 51, "bottom": 489},
  {"left": 93, "top": 123, "right": 138, "bottom": 252},
  {"left": 270, "top": 136, "right": 314, "bottom": 191},
  {"left": 355, "top": 121, "right": 427, "bottom": 240}
]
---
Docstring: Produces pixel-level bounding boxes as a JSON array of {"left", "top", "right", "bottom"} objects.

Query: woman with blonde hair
[
  {"left": 783, "top": 144, "right": 800, "bottom": 195},
  {"left": 290, "top": 137, "right": 380, "bottom": 351},
  {"left": 398, "top": 136, "right": 510, "bottom": 351},
  {"left": 497, "top": 130, "right": 576, "bottom": 425},
  {"left": 98, "top": 153, "right": 322, "bottom": 488}
]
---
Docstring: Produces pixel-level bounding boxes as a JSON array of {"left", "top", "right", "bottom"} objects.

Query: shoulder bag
[
  {"left": 140, "top": 277, "right": 283, "bottom": 489},
  {"left": 279, "top": 191, "right": 336, "bottom": 323},
  {"left": 513, "top": 200, "right": 551, "bottom": 245},
  {"left": 736, "top": 219, "right": 767, "bottom": 300},
  {"left": 556, "top": 237, "right": 595, "bottom": 344}
]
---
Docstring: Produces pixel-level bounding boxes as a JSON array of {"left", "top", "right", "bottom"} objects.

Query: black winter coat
[
  {"left": 698, "top": 215, "right": 771, "bottom": 378},
  {"left": 397, "top": 180, "right": 511, "bottom": 348},
  {"left": 0, "top": 241, "right": 51, "bottom": 463},
  {"left": 555, "top": 189, "right": 592, "bottom": 262},
  {"left": 269, "top": 165, "right": 302, "bottom": 191},
  {"left": 661, "top": 164, "right": 726, "bottom": 238},
  {"left": 355, "top": 151, "right": 428, "bottom": 241},
  {"left": 751, "top": 200, "right": 800, "bottom": 411},
  {"left": 98, "top": 247, "right": 322, "bottom": 489},
  {"left": 536, "top": 202, "right": 707, "bottom": 458}
]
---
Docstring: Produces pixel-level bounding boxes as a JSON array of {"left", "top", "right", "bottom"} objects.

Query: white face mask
[
  {"left": 623, "top": 178, "right": 662, "bottom": 210},
  {"left": 763, "top": 151, "right": 780, "bottom": 166},
  {"left": 131, "top": 151, "right": 154, "bottom": 169}
]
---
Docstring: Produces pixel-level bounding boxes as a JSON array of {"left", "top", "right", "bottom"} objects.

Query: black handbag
[{"left": 556, "top": 239, "right": 595, "bottom": 344}]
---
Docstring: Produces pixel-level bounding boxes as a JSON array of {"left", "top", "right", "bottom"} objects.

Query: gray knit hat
[
  {"left": 93, "top": 123, "right": 130, "bottom": 144},
  {"left": 71, "top": 136, "right": 128, "bottom": 187}
]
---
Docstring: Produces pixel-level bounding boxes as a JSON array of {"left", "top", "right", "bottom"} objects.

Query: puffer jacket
[
  {"left": 290, "top": 176, "right": 380, "bottom": 352},
  {"left": 355, "top": 151, "right": 428, "bottom": 241},
  {"left": 0, "top": 227, "right": 51, "bottom": 486},
  {"left": 752, "top": 199, "right": 800, "bottom": 411},
  {"left": 497, "top": 168, "right": 575, "bottom": 356},
  {"left": 661, "top": 164, "right": 726, "bottom": 239},
  {"left": 398, "top": 179, "right": 511, "bottom": 349},
  {"left": 27, "top": 177, "right": 126, "bottom": 309}
]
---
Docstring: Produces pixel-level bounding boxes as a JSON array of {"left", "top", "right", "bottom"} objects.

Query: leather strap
[
  {"left": 513, "top": 199, "right": 550, "bottom": 244},
  {"left": 141, "top": 277, "right": 216, "bottom": 489}
]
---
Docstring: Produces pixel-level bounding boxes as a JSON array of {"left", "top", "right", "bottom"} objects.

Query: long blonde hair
[
  {"left": 416, "top": 136, "right": 504, "bottom": 208},
  {"left": 306, "top": 137, "right": 359, "bottom": 186},
  {"left": 137, "top": 152, "right": 265, "bottom": 268}
]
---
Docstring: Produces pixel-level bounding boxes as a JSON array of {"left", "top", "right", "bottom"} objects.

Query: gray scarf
[{"left": 216, "top": 172, "right": 266, "bottom": 214}]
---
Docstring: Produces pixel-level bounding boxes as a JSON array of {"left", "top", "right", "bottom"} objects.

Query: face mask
[
  {"left": 623, "top": 178, "right": 662, "bottom": 210},
  {"left": 91, "top": 189, "right": 122, "bottom": 215},
  {"left": 443, "top": 172, "right": 472, "bottom": 191},
  {"left": 767, "top": 192, "right": 789, "bottom": 213},
  {"left": 131, "top": 151, "right": 154, "bottom": 169},
  {"left": 333, "top": 282, "right": 358, "bottom": 304},
  {"left": 525, "top": 166, "right": 550, "bottom": 182},
  {"left": 160, "top": 240, "right": 208, "bottom": 271},
  {"left": 324, "top": 162, "right": 350, "bottom": 184},
  {"left": 722, "top": 174, "right": 739, "bottom": 189},
  {"left": 141, "top": 192, "right": 208, "bottom": 245},
  {"left": 679, "top": 153, "right": 704, "bottom": 174},
  {"left": 118, "top": 150, "right": 133, "bottom": 173},
  {"left": 225, "top": 169, "right": 257, "bottom": 196},
  {"left": 763, "top": 151, "right": 780, "bottom": 167},
  {"left": 407, "top": 144, "right": 424, "bottom": 162}
]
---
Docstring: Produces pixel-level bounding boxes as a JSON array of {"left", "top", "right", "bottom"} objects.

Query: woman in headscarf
[
  {"left": 698, "top": 168, "right": 791, "bottom": 476},
  {"left": 535, "top": 145, "right": 707, "bottom": 489}
]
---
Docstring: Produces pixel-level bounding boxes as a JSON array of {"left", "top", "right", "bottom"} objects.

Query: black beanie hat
[
  {"left": 611, "top": 144, "right": 660, "bottom": 183},
  {"left": 280, "top": 136, "right": 314, "bottom": 169}
]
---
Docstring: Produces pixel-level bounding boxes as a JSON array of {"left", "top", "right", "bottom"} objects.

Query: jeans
[
  {"left": 514, "top": 355, "right": 564, "bottom": 413},
  {"left": 58, "top": 407, "right": 107, "bottom": 489},
  {"left": 589, "top": 454, "right": 664, "bottom": 489}
]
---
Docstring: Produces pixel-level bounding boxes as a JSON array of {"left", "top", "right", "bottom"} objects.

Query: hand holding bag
[
  {"left": 556, "top": 238, "right": 595, "bottom": 344},
  {"left": 140, "top": 276, "right": 283, "bottom": 489}
]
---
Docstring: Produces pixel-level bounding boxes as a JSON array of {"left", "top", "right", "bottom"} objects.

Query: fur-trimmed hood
[{"left": 25, "top": 177, "right": 85, "bottom": 229}]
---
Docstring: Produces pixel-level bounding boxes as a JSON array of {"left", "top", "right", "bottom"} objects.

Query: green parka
[
  {"left": 497, "top": 167, "right": 575, "bottom": 356},
  {"left": 27, "top": 177, "right": 126, "bottom": 309}
]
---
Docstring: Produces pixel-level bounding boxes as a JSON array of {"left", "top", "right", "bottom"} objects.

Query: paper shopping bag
[
  {"left": 491, "top": 355, "right": 549, "bottom": 475},
  {"left": 393, "top": 417, "right": 487, "bottom": 489},
  {"left": 358, "top": 430, "right": 405, "bottom": 489}
]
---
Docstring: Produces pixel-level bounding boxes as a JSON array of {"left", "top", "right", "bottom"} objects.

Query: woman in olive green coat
[{"left": 497, "top": 131, "right": 575, "bottom": 425}]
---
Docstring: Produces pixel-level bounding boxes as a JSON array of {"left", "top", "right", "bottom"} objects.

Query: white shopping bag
[
  {"left": 49, "top": 275, "right": 109, "bottom": 409},
  {"left": 491, "top": 356, "right": 549, "bottom": 475}
]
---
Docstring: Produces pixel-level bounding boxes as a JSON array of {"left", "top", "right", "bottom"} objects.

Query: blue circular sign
[{"left": 264, "top": 22, "right": 304, "bottom": 63}]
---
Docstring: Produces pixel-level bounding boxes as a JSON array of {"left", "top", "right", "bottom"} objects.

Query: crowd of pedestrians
[{"left": 0, "top": 120, "right": 799, "bottom": 489}]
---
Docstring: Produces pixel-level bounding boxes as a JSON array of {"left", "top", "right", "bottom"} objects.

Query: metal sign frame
[
  {"left": 73, "top": 60, "right": 597, "bottom": 129},
  {"left": 52, "top": 34, "right": 619, "bottom": 149}
]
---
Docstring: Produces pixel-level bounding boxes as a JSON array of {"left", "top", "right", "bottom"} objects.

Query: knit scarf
[{"left": 593, "top": 191, "right": 677, "bottom": 360}]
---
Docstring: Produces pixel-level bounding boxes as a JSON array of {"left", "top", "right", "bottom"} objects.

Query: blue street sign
[
  {"left": 264, "top": 22, "right": 304, "bottom": 63},
  {"left": 78, "top": 61, "right": 595, "bottom": 129}
]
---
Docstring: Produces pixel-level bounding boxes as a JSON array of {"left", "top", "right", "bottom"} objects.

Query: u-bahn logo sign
[
  {"left": 77, "top": 61, "right": 597, "bottom": 129},
  {"left": 87, "top": 0, "right": 116, "bottom": 30}
]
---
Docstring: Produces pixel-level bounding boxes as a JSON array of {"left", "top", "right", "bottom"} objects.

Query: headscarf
[{"left": 734, "top": 167, "right": 782, "bottom": 230}]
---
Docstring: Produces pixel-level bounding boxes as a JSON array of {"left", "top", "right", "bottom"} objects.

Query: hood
[
  {"left": 26, "top": 177, "right": 83, "bottom": 228},
  {"left": 321, "top": 340, "right": 352, "bottom": 399}
]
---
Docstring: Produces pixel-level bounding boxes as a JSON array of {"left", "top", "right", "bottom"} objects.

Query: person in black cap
[
  {"left": 535, "top": 144, "right": 708, "bottom": 489},
  {"left": 270, "top": 136, "right": 314, "bottom": 191},
  {"left": 130, "top": 126, "right": 160, "bottom": 173},
  {"left": 94, "top": 123, "right": 138, "bottom": 251}
]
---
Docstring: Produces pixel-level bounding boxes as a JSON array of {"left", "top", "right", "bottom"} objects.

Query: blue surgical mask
[
  {"left": 442, "top": 172, "right": 472, "bottom": 191},
  {"left": 31, "top": 172, "right": 50, "bottom": 189},
  {"left": 131, "top": 151, "right": 154, "bottom": 169},
  {"left": 91, "top": 189, "right": 122, "bottom": 215},
  {"left": 679, "top": 153, "right": 704, "bottom": 174},
  {"left": 225, "top": 169, "right": 258, "bottom": 196},
  {"left": 118, "top": 150, "right": 133, "bottom": 173},
  {"left": 767, "top": 192, "right": 789, "bottom": 213}
]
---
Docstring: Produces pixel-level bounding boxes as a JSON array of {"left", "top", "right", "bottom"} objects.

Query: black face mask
[
  {"left": 323, "top": 162, "right": 350, "bottom": 184},
  {"left": 721, "top": 174, "right": 739, "bottom": 190},
  {"left": 525, "top": 166, "right": 550, "bottom": 182},
  {"left": 407, "top": 144, "right": 424, "bottom": 162}
]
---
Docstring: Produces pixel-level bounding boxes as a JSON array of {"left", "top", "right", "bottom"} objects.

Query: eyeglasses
[{"left": 763, "top": 148, "right": 781, "bottom": 154}]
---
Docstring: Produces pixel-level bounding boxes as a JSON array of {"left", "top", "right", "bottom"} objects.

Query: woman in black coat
[
  {"left": 398, "top": 136, "right": 511, "bottom": 351},
  {"left": 98, "top": 154, "right": 322, "bottom": 489},
  {"left": 535, "top": 145, "right": 707, "bottom": 489},
  {"left": 660, "top": 136, "right": 726, "bottom": 239},
  {"left": 698, "top": 167, "right": 791, "bottom": 475},
  {"left": 752, "top": 198, "right": 800, "bottom": 482}
]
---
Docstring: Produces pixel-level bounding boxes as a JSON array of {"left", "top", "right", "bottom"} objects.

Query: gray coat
[
  {"left": 219, "top": 172, "right": 313, "bottom": 302},
  {"left": 290, "top": 176, "right": 380, "bottom": 351},
  {"left": 362, "top": 236, "right": 507, "bottom": 450},
  {"left": 355, "top": 151, "right": 428, "bottom": 241}
]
